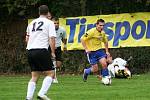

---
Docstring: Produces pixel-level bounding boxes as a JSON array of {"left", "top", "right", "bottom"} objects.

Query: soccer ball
[{"left": 101, "top": 77, "right": 111, "bottom": 85}]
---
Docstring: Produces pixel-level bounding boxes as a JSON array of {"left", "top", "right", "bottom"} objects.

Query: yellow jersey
[{"left": 81, "top": 28, "right": 108, "bottom": 51}]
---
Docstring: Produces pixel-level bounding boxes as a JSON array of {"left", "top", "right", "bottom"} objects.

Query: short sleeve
[
  {"left": 81, "top": 29, "right": 93, "bottom": 41},
  {"left": 48, "top": 22, "right": 56, "bottom": 37}
]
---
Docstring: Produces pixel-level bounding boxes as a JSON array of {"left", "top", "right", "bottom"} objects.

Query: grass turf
[{"left": 0, "top": 74, "right": 150, "bottom": 100}]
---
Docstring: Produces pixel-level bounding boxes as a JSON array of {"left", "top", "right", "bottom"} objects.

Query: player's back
[
  {"left": 113, "top": 58, "right": 127, "bottom": 69},
  {"left": 26, "top": 17, "right": 56, "bottom": 50}
]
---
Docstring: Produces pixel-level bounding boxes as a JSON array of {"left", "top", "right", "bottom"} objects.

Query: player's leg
[
  {"left": 26, "top": 72, "right": 40, "bottom": 100},
  {"left": 99, "top": 57, "right": 112, "bottom": 85},
  {"left": 83, "top": 64, "right": 98, "bottom": 82},
  {"left": 99, "top": 58, "right": 109, "bottom": 77},
  {"left": 37, "top": 49, "right": 54, "bottom": 99},
  {"left": 105, "top": 55, "right": 115, "bottom": 78},
  {"left": 108, "top": 65, "right": 115, "bottom": 78},
  {"left": 83, "top": 52, "right": 98, "bottom": 82},
  {"left": 52, "top": 59, "right": 58, "bottom": 83},
  {"left": 37, "top": 70, "right": 54, "bottom": 100},
  {"left": 48, "top": 46, "right": 58, "bottom": 83},
  {"left": 115, "top": 67, "right": 131, "bottom": 79},
  {"left": 93, "top": 49, "right": 109, "bottom": 77},
  {"left": 53, "top": 60, "right": 62, "bottom": 83},
  {"left": 26, "top": 49, "right": 41, "bottom": 100},
  {"left": 56, "top": 60, "right": 62, "bottom": 69},
  {"left": 53, "top": 47, "right": 62, "bottom": 83}
]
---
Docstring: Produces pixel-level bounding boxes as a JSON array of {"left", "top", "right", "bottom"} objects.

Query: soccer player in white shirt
[
  {"left": 107, "top": 56, "right": 131, "bottom": 78},
  {"left": 47, "top": 17, "right": 67, "bottom": 83},
  {"left": 25, "top": 5, "right": 56, "bottom": 100}
]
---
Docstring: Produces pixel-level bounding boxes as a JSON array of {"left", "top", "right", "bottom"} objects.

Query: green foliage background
[{"left": 0, "top": 0, "right": 150, "bottom": 74}]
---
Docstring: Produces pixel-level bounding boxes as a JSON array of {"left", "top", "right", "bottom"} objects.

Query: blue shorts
[{"left": 87, "top": 49, "right": 107, "bottom": 65}]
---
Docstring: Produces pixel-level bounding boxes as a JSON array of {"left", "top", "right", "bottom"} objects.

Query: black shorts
[
  {"left": 27, "top": 49, "right": 54, "bottom": 72},
  {"left": 55, "top": 46, "right": 62, "bottom": 61},
  {"left": 48, "top": 46, "right": 62, "bottom": 61}
]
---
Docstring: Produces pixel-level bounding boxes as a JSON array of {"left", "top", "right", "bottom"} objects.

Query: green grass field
[{"left": 0, "top": 73, "right": 150, "bottom": 100}]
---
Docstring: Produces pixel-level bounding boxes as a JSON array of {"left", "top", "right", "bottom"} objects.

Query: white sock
[
  {"left": 26, "top": 81, "right": 36, "bottom": 99},
  {"left": 53, "top": 60, "right": 57, "bottom": 79},
  {"left": 38, "top": 76, "right": 52, "bottom": 97},
  {"left": 54, "top": 68, "right": 57, "bottom": 79}
]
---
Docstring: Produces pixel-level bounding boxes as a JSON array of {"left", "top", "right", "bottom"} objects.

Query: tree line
[
  {"left": 0, "top": 0, "right": 150, "bottom": 74},
  {"left": 1, "top": 0, "right": 150, "bottom": 23}
]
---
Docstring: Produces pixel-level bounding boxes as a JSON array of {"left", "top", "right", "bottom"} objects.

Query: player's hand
[
  {"left": 51, "top": 53, "right": 56, "bottom": 60},
  {"left": 106, "top": 52, "right": 110, "bottom": 57}
]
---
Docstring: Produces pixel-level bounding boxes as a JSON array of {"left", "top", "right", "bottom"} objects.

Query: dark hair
[
  {"left": 51, "top": 17, "right": 59, "bottom": 21},
  {"left": 96, "top": 19, "right": 105, "bottom": 24},
  {"left": 39, "top": 5, "right": 49, "bottom": 15}
]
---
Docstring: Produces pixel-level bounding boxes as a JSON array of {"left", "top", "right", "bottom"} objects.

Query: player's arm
[
  {"left": 25, "top": 33, "right": 29, "bottom": 43},
  {"left": 103, "top": 33, "right": 110, "bottom": 56},
  {"left": 80, "top": 33, "right": 88, "bottom": 52},
  {"left": 62, "top": 29, "right": 67, "bottom": 50},
  {"left": 49, "top": 22, "right": 56, "bottom": 58},
  {"left": 25, "top": 26, "right": 30, "bottom": 44},
  {"left": 104, "top": 42, "right": 110, "bottom": 56},
  {"left": 81, "top": 38, "right": 88, "bottom": 52},
  {"left": 62, "top": 38, "right": 67, "bottom": 50},
  {"left": 49, "top": 36, "right": 56, "bottom": 58},
  {"left": 80, "top": 30, "right": 92, "bottom": 53}
]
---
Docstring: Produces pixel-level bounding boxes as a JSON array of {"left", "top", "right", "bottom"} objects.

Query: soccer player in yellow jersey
[{"left": 81, "top": 19, "right": 111, "bottom": 82}]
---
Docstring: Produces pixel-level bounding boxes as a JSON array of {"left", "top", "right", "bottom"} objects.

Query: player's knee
[
  {"left": 31, "top": 73, "right": 40, "bottom": 82},
  {"left": 92, "top": 66, "right": 99, "bottom": 72},
  {"left": 56, "top": 64, "right": 61, "bottom": 68},
  {"left": 45, "top": 70, "right": 54, "bottom": 77},
  {"left": 56, "top": 61, "right": 62, "bottom": 68},
  {"left": 30, "top": 77, "right": 39, "bottom": 83}
]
